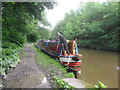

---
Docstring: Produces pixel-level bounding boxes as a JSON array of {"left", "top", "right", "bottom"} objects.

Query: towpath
[{"left": 2, "top": 44, "right": 51, "bottom": 88}]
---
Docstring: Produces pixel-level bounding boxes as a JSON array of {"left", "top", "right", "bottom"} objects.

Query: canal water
[{"left": 78, "top": 48, "right": 118, "bottom": 88}]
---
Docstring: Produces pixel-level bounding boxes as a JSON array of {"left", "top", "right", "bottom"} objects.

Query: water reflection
[{"left": 78, "top": 48, "right": 118, "bottom": 88}]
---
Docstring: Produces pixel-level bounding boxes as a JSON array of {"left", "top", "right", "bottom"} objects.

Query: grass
[
  {"left": 64, "top": 72, "right": 75, "bottom": 78},
  {"left": 32, "top": 44, "right": 75, "bottom": 79},
  {"left": 32, "top": 44, "right": 67, "bottom": 73}
]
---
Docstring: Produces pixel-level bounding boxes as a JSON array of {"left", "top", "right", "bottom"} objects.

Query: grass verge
[{"left": 32, "top": 44, "right": 67, "bottom": 73}]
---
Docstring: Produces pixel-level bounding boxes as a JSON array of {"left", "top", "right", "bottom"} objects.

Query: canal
[{"left": 78, "top": 48, "right": 118, "bottom": 88}]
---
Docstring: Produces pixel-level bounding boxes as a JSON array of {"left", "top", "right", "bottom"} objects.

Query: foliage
[
  {"left": 41, "top": 12, "right": 52, "bottom": 26},
  {"left": 64, "top": 72, "right": 75, "bottom": 78},
  {"left": 52, "top": 2, "right": 119, "bottom": 52},
  {"left": 2, "top": 2, "right": 54, "bottom": 44},
  {"left": 0, "top": 46, "right": 21, "bottom": 75},
  {"left": 52, "top": 75, "right": 76, "bottom": 89},
  {"left": 2, "top": 41, "right": 20, "bottom": 48},
  {"left": 89, "top": 81, "right": 107, "bottom": 90},
  {"left": 1, "top": 2, "right": 55, "bottom": 75},
  {"left": 94, "top": 81, "right": 107, "bottom": 88}
]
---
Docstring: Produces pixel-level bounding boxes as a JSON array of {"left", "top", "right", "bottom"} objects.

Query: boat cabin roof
[{"left": 42, "top": 40, "right": 76, "bottom": 43}]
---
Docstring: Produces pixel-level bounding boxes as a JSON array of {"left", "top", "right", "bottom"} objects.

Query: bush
[
  {"left": 2, "top": 41, "right": 20, "bottom": 49},
  {"left": 27, "top": 32, "right": 38, "bottom": 42},
  {"left": 0, "top": 47, "right": 21, "bottom": 75},
  {"left": 64, "top": 72, "right": 75, "bottom": 78}
]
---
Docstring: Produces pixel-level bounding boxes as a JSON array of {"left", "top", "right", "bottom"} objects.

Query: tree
[
  {"left": 52, "top": 2, "right": 119, "bottom": 51},
  {"left": 2, "top": 2, "right": 55, "bottom": 45}
]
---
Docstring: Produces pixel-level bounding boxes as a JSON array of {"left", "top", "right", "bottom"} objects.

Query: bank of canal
[{"left": 2, "top": 44, "right": 118, "bottom": 88}]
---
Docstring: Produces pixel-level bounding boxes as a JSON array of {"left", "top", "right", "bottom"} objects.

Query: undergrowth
[
  {"left": 52, "top": 74, "right": 76, "bottom": 89},
  {"left": 0, "top": 43, "right": 22, "bottom": 75}
]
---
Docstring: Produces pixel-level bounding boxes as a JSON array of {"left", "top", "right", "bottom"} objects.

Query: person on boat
[{"left": 56, "top": 32, "right": 70, "bottom": 55}]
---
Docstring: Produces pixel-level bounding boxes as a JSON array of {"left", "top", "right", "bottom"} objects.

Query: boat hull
[{"left": 35, "top": 40, "right": 82, "bottom": 72}]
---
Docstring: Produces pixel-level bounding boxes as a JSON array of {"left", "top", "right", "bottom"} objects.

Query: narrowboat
[{"left": 35, "top": 40, "right": 82, "bottom": 75}]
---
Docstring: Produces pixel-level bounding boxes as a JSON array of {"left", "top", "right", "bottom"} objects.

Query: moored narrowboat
[{"left": 35, "top": 40, "right": 82, "bottom": 75}]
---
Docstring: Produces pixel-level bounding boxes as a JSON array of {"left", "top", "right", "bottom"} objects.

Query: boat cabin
[{"left": 36, "top": 40, "right": 79, "bottom": 57}]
